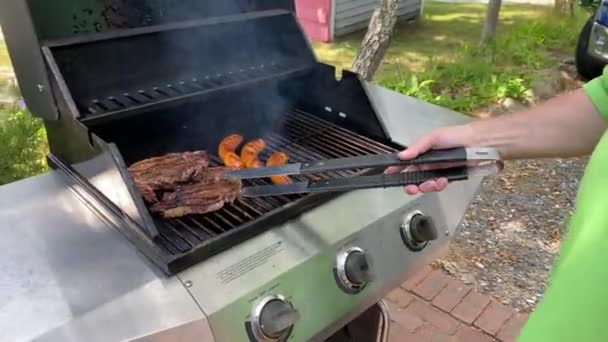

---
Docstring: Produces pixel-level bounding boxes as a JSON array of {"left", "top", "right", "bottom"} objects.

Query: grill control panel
[{"left": 191, "top": 180, "right": 480, "bottom": 342}]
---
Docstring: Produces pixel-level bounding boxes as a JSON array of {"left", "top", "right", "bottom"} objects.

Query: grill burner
[{"left": 154, "top": 110, "right": 397, "bottom": 256}]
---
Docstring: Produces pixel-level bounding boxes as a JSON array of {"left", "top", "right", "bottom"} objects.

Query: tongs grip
[
  {"left": 301, "top": 147, "right": 467, "bottom": 174},
  {"left": 307, "top": 166, "right": 469, "bottom": 193}
]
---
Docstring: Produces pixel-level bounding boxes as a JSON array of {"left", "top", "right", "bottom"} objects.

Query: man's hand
[
  {"left": 386, "top": 124, "right": 476, "bottom": 195},
  {"left": 387, "top": 88, "right": 607, "bottom": 196}
]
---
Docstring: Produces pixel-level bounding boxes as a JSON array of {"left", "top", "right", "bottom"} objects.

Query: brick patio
[{"left": 384, "top": 265, "right": 529, "bottom": 342}]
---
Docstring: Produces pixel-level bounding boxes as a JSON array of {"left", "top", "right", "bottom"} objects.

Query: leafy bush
[
  {"left": 579, "top": 0, "right": 601, "bottom": 12},
  {"left": 380, "top": 8, "right": 588, "bottom": 113},
  {"left": 0, "top": 107, "right": 48, "bottom": 185},
  {"left": 382, "top": 58, "right": 531, "bottom": 112}
]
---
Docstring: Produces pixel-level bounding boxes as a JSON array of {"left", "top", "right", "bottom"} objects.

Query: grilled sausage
[
  {"left": 223, "top": 152, "right": 245, "bottom": 168},
  {"left": 218, "top": 134, "right": 245, "bottom": 168},
  {"left": 266, "top": 151, "right": 292, "bottom": 185},
  {"left": 241, "top": 138, "right": 266, "bottom": 168}
]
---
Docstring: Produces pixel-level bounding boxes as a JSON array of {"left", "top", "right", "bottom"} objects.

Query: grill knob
[
  {"left": 410, "top": 214, "right": 438, "bottom": 242},
  {"left": 345, "top": 250, "right": 370, "bottom": 286},
  {"left": 401, "top": 211, "right": 438, "bottom": 251},
  {"left": 335, "top": 247, "right": 371, "bottom": 293},
  {"left": 251, "top": 295, "right": 299, "bottom": 341}
]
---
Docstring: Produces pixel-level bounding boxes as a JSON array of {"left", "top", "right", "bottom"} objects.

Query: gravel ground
[{"left": 435, "top": 156, "right": 588, "bottom": 313}]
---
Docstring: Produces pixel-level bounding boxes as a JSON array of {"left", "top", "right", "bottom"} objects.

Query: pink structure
[
  {"left": 295, "top": 0, "right": 332, "bottom": 42},
  {"left": 294, "top": 0, "right": 422, "bottom": 43}
]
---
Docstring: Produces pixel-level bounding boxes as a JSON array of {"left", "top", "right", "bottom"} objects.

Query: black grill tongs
[{"left": 223, "top": 147, "right": 503, "bottom": 197}]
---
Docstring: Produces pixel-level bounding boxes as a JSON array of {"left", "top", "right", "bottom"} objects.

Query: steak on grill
[
  {"left": 150, "top": 167, "right": 242, "bottom": 218},
  {"left": 128, "top": 151, "right": 210, "bottom": 203}
]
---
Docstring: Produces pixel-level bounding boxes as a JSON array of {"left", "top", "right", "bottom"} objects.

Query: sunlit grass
[
  {"left": 313, "top": 1, "right": 589, "bottom": 112},
  {"left": 0, "top": 28, "right": 10, "bottom": 69},
  {"left": 314, "top": 2, "right": 587, "bottom": 78}
]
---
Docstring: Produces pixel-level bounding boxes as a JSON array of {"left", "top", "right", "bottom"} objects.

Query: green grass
[
  {"left": 0, "top": 28, "right": 10, "bottom": 69},
  {"left": 0, "top": 107, "right": 48, "bottom": 186},
  {"left": 0, "top": 29, "right": 19, "bottom": 99},
  {"left": 0, "top": 30, "right": 46, "bottom": 186},
  {"left": 0, "top": 47, "right": 9, "bottom": 70},
  {"left": 314, "top": 2, "right": 590, "bottom": 112}
]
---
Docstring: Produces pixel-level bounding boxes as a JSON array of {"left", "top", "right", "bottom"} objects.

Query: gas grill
[
  {"left": 39, "top": 9, "right": 406, "bottom": 275},
  {"left": 0, "top": 1, "right": 484, "bottom": 342}
]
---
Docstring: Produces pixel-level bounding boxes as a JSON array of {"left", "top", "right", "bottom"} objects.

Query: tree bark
[
  {"left": 352, "top": 0, "right": 400, "bottom": 81},
  {"left": 554, "top": 0, "right": 573, "bottom": 15},
  {"left": 481, "top": 0, "right": 502, "bottom": 43},
  {"left": 569, "top": 0, "right": 575, "bottom": 17}
]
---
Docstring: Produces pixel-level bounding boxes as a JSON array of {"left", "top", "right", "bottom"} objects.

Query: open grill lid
[
  {"left": 40, "top": 8, "right": 391, "bottom": 145},
  {"left": 41, "top": 10, "right": 315, "bottom": 125}
]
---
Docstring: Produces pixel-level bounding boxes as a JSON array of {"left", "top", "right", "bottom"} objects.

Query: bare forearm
[{"left": 467, "top": 88, "right": 607, "bottom": 160}]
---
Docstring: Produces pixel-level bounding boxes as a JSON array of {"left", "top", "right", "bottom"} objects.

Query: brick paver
[
  {"left": 383, "top": 266, "right": 529, "bottom": 341},
  {"left": 402, "top": 265, "right": 433, "bottom": 290},
  {"left": 411, "top": 269, "right": 451, "bottom": 300},
  {"left": 496, "top": 313, "right": 530, "bottom": 342},
  {"left": 386, "top": 302, "right": 424, "bottom": 332},
  {"left": 386, "top": 287, "right": 414, "bottom": 308},
  {"left": 432, "top": 278, "right": 472, "bottom": 312},
  {"left": 451, "top": 290, "right": 492, "bottom": 324},
  {"left": 406, "top": 299, "right": 460, "bottom": 335},
  {"left": 454, "top": 325, "right": 498, "bottom": 342},
  {"left": 475, "top": 300, "right": 515, "bottom": 335}
]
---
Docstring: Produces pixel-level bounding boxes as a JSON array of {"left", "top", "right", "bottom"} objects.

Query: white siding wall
[{"left": 333, "top": 0, "right": 422, "bottom": 38}]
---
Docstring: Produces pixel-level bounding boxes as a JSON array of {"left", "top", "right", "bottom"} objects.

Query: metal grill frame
[
  {"left": 39, "top": 9, "right": 401, "bottom": 275},
  {"left": 46, "top": 110, "right": 402, "bottom": 275}
]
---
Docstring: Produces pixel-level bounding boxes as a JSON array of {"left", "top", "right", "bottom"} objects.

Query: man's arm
[
  {"left": 467, "top": 88, "right": 606, "bottom": 160},
  {"left": 391, "top": 73, "right": 608, "bottom": 194}
]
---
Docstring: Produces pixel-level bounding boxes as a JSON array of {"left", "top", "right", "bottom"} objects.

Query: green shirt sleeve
[{"left": 583, "top": 65, "right": 608, "bottom": 121}]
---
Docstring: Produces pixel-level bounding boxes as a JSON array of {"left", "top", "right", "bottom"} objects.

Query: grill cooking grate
[{"left": 154, "top": 110, "right": 397, "bottom": 255}]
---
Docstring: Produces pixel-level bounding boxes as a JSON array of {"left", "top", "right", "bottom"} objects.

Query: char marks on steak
[
  {"left": 151, "top": 170, "right": 242, "bottom": 218},
  {"left": 128, "top": 151, "right": 209, "bottom": 203}
]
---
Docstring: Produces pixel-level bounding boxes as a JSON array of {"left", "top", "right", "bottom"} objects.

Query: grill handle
[
  {"left": 307, "top": 166, "right": 469, "bottom": 193},
  {"left": 300, "top": 148, "right": 468, "bottom": 174}
]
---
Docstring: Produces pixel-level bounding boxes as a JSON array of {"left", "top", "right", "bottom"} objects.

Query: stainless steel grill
[
  {"left": 0, "top": 3, "right": 487, "bottom": 342},
  {"left": 155, "top": 110, "right": 397, "bottom": 255}
]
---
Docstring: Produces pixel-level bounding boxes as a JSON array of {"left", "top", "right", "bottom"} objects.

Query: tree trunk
[
  {"left": 481, "top": 0, "right": 502, "bottom": 43},
  {"left": 569, "top": 0, "right": 575, "bottom": 17},
  {"left": 554, "top": 0, "right": 574, "bottom": 16},
  {"left": 352, "top": 0, "right": 400, "bottom": 81}
]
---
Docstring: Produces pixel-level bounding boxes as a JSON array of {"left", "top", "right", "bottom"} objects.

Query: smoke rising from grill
[
  {"left": 49, "top": 0, "right": 317, "bottom": 163},
  {"left": 142, "top": 0, "right": 304, "bottom": 155}
]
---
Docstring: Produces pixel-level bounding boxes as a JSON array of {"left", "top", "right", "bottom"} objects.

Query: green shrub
[
  {"left": 0, "top": 107, "right": 48, "bottom": 185},
  {"left": 380, "top": 8, "right": 588, "bottom": 113},
  {"left": 579, "top": 0, "right": 601, "bottom": 12}
]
